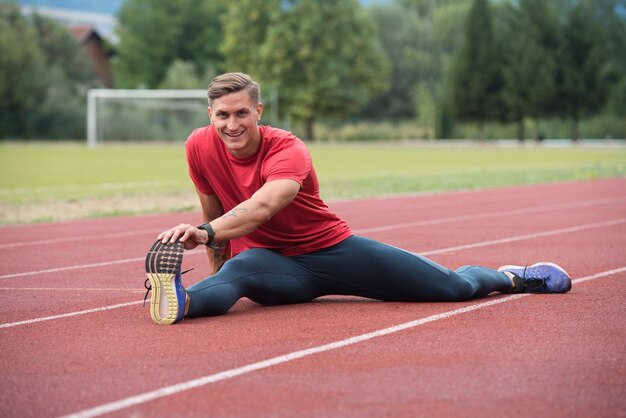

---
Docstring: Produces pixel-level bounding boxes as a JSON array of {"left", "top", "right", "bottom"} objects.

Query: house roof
[{"left": 69, "top": 25, "right": 102, "bottom": 44}]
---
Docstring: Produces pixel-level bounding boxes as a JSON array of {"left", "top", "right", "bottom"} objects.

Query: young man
[{"left": 144, "top": 72, "right": 571, "bottom": 326}]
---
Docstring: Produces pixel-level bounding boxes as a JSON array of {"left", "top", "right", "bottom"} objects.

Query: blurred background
[{"left": 1, "top": 0, "right": 625, "bottom": 142}]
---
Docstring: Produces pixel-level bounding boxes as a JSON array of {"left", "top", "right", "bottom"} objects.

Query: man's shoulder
[
  {"left": 260, "top": 125, "right": 306, "bottom": 151},
  {"left": 260, "top": 125, "right": 299, "bottom": 142},
  {"left": 186, "top": 125, "right": 215, "bottom": 152},
  {"left": 187, "top": 124, "right": 213, "bottom": 142}
]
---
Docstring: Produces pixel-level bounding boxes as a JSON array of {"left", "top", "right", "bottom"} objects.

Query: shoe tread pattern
[{"left": 145, "top": 240, "right": 184, "bottom": 325}]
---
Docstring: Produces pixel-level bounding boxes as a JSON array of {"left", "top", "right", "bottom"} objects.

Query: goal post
[{"left": 86, "top": 89, "right": 208, "bottom": 148}]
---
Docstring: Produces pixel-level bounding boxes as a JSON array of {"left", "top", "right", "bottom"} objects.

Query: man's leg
[
  {"left": 185, "top": 248, "right": 326, "bottom": 318},
  {"left": 292, "top": 235, "right": 513, "bottom": 302}
]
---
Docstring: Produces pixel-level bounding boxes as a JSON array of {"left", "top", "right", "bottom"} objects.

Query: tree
[
  {"left": 0, "top": 5, "right": 48, "bottom": 138},
  {"left": 31, "top": 14, "right": 97, "bottom": 138},
  {"left": 497, "top": 3, "right": 526, "bottom": 140},
  {"left": 358, "top": 4, "right": 422, "bottom": 121},
  {"left": 450, "top": 0, "right": 502, "bottom": 139},
  {"left": 501, "top": 0, "right": 561, "bottom": 141},
  {"left": 369, "top": 0, "right": 470, "bottom": 138},
  {"left": 262, "top": 0, "right": 390, "bottom": 140},
  {"left": 220, "top": 0, "right": 280, "bottom": 79},
  {"left": 116, "top": 0, "right": 225, "bottom": 88},
  {"left": 559, "top": 0, "right": 618, "bottom": 140},
  {"left": 599, "top": 0, "right": 626, "bottom": 127},
  {"left": 159, "top": 59, "right": 215, "bottom": 89},
  {"left": 423, "top": 0, "right": 471, "bottom": 139},
  {"left": 0, "top": 5, "right": 96, "bottom": 139}
]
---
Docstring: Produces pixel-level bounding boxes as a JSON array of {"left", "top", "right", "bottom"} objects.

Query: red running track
[{"left": 0, "top": 178, "right": 625, "bottom": 418}]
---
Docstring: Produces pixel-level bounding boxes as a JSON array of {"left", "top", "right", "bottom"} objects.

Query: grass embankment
[{"left": 0, "top": 141, "right": 624, "bottom": 224}]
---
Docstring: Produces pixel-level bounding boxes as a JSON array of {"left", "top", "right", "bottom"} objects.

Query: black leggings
[{"left": 186, "top": 235, "right": 512, "bottom": 317}]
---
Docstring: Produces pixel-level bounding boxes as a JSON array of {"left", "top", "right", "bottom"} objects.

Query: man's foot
[
  {"left": 144, "top": 240, "right": 186, "bottom": 325},
  {"left": 498, "top": 262, "right": 572, "bottom": 293}
]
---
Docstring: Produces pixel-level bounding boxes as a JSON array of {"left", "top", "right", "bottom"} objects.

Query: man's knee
[{"left": 222, "top": 248, "right": 277, "bottom": 274}]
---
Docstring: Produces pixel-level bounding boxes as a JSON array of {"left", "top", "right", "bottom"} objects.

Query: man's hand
[{"left": 157, "top": 223, "right": 209, "bottom": 250}]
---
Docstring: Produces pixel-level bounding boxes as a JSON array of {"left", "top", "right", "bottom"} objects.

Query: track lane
[
  {"left": 0, "top": 218, "right": 623, "bottom": 326},
  {"left": 1, "top": 188, "right": 623, "bottom": 276},
  {"left": 0, "top": 178, "right": 624, "bottom": 417},
  {"left": 45, "top": 268, "right": 626, "bottom": 418}
]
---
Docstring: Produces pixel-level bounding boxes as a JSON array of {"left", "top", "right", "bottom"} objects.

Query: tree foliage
[
  {"left": 115, "top": 0, "right": 225, "bottom": 88},
  {"left": 423, "top": 1, "right": 471, "bottom": 138},
  {"left": 559, "top": 0, "right": 616, "bottom": 139},
  {"left": 261, "top": 0, "right": 390, "bottom": 140},
  {"left": 498, "top": 0, "right": 562, "bottom": 139},
  {"left": 450, "top": 0, "right": 503, "bottom": 138},
  {"left": 358, "top": 4, "right": 422, "bottom": 120},
  {"left": 220, "top": 0, "right": 280, "bottom": 80},
  {"left": 0, "top": 5, "right": 47, "bottom": 137},
  {"left": 0, "top": 5, "right": 96, "bottom": 139},
  {"left": 379, "top": 0, "right": 471, "bottom": 138},
  {"left": 3, "top": 0, "right": 625, "bottom": 140},
  {"left": 159, "top": 59, "right": 215, "bottom": 89},
  {"left": 31, "top": 14, "right": 97, "bottom": 138}
]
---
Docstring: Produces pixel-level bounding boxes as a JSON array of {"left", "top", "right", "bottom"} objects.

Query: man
[{"left": 144, "top": 72, "right": 571, "bottom": 326}]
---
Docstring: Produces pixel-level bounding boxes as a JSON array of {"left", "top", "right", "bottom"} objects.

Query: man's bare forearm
[{"left": 208, "top": 180, "right": 301, "bottom": 242}]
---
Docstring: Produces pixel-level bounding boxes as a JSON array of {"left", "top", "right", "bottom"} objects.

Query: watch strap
[{"left": 196, "top": 222, "right": 215, "bottom": 247}]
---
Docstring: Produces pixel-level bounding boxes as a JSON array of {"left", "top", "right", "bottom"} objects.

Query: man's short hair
[{"left": 207, "top": 72, "right": 260, "bottom": 105}]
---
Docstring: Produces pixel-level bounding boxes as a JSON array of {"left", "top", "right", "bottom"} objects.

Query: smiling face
[{"left": 208, "top": 89, "right": 264, "bottom": 159}]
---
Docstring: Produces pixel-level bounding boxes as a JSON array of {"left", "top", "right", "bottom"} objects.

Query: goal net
[{"left": 86, "top": 89, "right": 209, "bottom": 147}]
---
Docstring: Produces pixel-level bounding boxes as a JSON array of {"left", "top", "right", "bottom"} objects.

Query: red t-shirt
[{"left": 186, "top": 124, "right": 352, "bottom": 257}]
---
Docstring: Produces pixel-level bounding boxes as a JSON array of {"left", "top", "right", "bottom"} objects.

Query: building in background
[
  {"left": 7, "top": 0, "right": 122, "bottom": 87},
  {"left": 11, "top": 0, "right": 123, "bottom": 41},
  {"left": 70, "top": 25, "right": 113, "bottom": 87}
]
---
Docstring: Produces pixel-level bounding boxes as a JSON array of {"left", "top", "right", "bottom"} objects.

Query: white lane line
[
  {"left": 2, "top": 218, "right": 624, "bottom": 280},
  {"left": 0, "top": 248, "right": 205, "bottom": 280},
  {"left": 0, "top": 229, "right": 162, "bottom": 249},
  {"left": 355, "top": 197, "right": 626, "bottom": 234},
  {"left": 421, "top": 218, "right": 626, "bottom": 256},
  {"left": 1, "top": 196, "right": 623, "bottom": 249},
  {"left": 58, "top": 266, "right": 626, "bottom": 418},
  {"left": 0, "top": 301, "right": 143, "bottom": 329},
  {"left": 0, "top": 257, "right": 144, "bottom": 279}
]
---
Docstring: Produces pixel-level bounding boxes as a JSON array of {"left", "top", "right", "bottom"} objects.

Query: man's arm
[
  {"left": 158, "top": 179, "right": 300, "bottom": 250},
  {"left": 208, "top": 179, "right": 300, "bottom": 240}
]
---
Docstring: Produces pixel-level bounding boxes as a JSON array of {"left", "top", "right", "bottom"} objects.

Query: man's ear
[
  {"left": 256, "top": 103, "right": 264, "bottom": 121},
  {"left": 207, "top": 107, "right": 213, "bottom": 121}
]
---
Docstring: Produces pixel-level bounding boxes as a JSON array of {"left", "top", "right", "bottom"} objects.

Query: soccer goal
[{"left": 86, "top": 89, "right": 209, "bottom": 148}]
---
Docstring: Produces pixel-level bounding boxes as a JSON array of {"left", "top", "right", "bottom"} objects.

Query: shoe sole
[{"left": 145, "top": 240, "right": 184, "bottom": 325}]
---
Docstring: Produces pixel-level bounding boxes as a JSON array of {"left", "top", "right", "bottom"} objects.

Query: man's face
[{"left": 208, "top": 90, "right": 264, "bottom": 159}]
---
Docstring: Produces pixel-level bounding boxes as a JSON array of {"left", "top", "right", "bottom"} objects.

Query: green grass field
[{"left": 0, "top": 141, "right": 624, "bottom": 224}]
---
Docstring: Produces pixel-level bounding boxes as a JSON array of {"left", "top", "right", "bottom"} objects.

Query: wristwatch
[{"left": 196, "top": 222, "right": 216, "bottom": 247}]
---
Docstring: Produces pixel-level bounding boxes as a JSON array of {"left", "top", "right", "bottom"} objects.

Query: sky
[
  {"left": 13, "top": 0, "right": 389, "bottom": 15},
  {"left": 13, "top": 0, "right": 124, "bottom": 14},
  {"left": 9, "top": 0, "right": 123, "bottom": 39}
]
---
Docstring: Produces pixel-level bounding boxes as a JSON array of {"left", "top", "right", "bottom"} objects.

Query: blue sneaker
[
  {"left": 144, "top": 240, "right": 187, "bottom": 325},
  {"left": 498, "top": 262, "right": 572, "bottom": 293}
]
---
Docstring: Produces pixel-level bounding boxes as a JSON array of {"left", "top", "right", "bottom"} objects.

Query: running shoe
[
  {"left": 498, "top": 262, "right": 572, "bottom": 293},
  {"left": 144, "top": 240, "right": 186, "bottom": 325}
]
